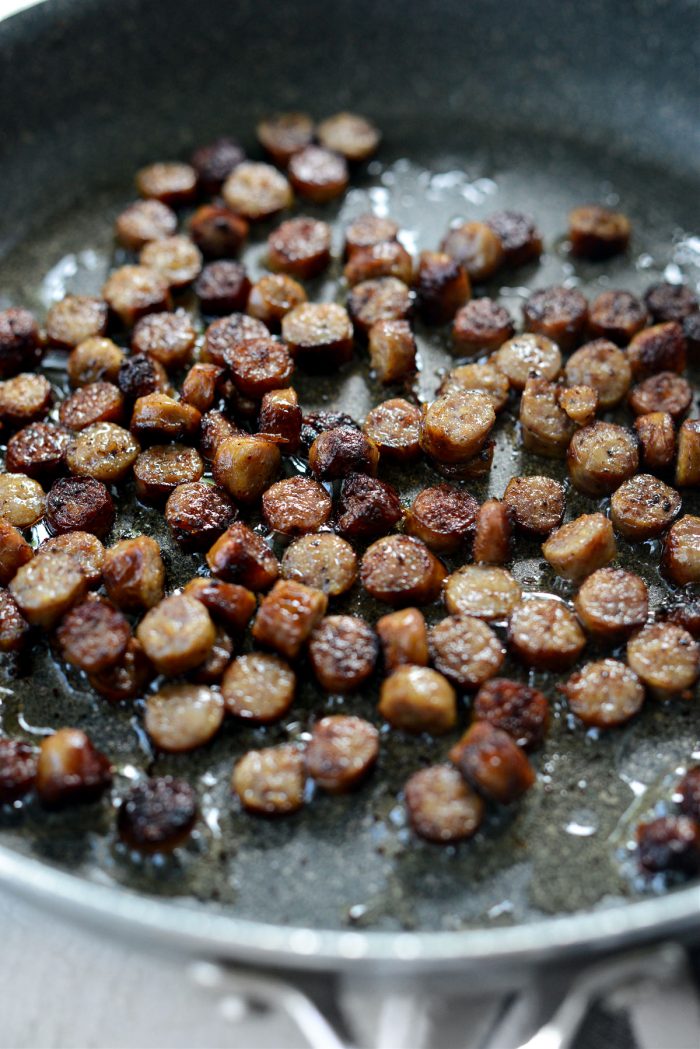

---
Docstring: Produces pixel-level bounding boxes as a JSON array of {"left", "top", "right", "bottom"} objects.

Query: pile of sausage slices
[{"left": 0, "top": 110, "right": 699, "bottom": 874}]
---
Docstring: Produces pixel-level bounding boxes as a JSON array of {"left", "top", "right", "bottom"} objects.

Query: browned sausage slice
[
  {"left": 5, "top": 422, "right": 69, "bottom": 482},
  {"left": 565, "top": 339, "right": 632, "bottom": 409},
  {"left": 258, "top": 388, "right": 302, "bottom": 451},
  {"left": 164, "top": 481, "right": 236, "bottom": 550},
  {"left": 213, "top": 435, "right": 280, "bottom": 504},
  {"left": 118, "top": 777, "right": 198, "bottom": 853},
  {"left": 588, "top": 290, "right": 647, "bottom": 345},
  {"left": 627, "top": 623, "right": 700, "bottom": 698},
  {"left": 634, "top": 411, "right": 676, "bottom": 472},
  {"left": 485, "top": 210, "right": 542, "bottom": 267},
  {"left": 568, "top": 205, "right": 630, "bottom": 259},
  {"left": 0, "top": 738, "right": 37, "bottom": 800},
  {"left": 248, "top": 275, "right": 307, "bottom": 331},
  {"left": 257, "top": 112, "right": 314, "bottom": 165},
  {"left": 627, "top": 321, "right": 686, "bottom": 379},
  {"left": 420, "top": 391, "right": 495, "bottom": 464},
  {"left": 102, "top": 265, "right": 171, "bottom": 328},
  {"left": 439, "top": 361, "right": 510, "bottom": 413},
  {"left": 281, "top": 534, "right": 357, "bottom": 596},
  {"left": 494, "top": 334, "right": 561, "bottom": 390},
  {"left": 252, "top": 579, "right": 328, "bottom": 659},
  {"left": 115, "top": 199, "right": 177, "bottom": 250},
  {"left": 305, "top": 715, "right": 379, "bottom": 792},
  {"left": 288, "top": 146, "right": 349, "bottom": 203},
  {"left": 262, "top": 476, "right": 331, "bottom": 536},
  {"left": 444, "top": 566, "right": 522, "bottom": 621},
  {"left": 188, "top": 203, "right": 248, "bottom": 258},
  {"left": 376, "top": 607, "right": 429, "bottom": 671},
  {"left": 542, "top": 513, "right": 617, "bottom": 582},
  {"left": 66, "top": 422, "right": 140, "bottom": 484},
  {"left": 38, "top": 532, "right": 105, "bottom": 588},
  {"left": 429, "top": 615, "right": 505, "bottom": 688},
  {"left": 308, "top": 615, "right": 377, "bottom": 692},
  {"left": 404, "top": 484, "right": 478, "bottom": 553},
  {"left": 10, "top": 550, "right": 88, "bottom": 627},
  {"left": 0, "top": 373, "right": 52, "bottom": 428},
  {"left": 56, "top": 595, "right": 131, "bottom": 674},
  {"left": 0, "top": 473, "right": 45, "bottom": 527},
  {"left": 508, "top": 596, "right": 585, "bottom": 670},
  {"left": 183, "top": 578, "right": 256, "bottom": 634},
  {"left": 137, "top": 594, "right": 216, "bottom": 675},
  {"left": 636, "top": 816, "right": 700, "bottom": 876},
  {"left": 441, "top": 223, "right": 505, "bottom": 282},
  {"left": 415, "top": 251, "right": 470, "bottom": 325},
  {"left": 345, "top": 214, "right": 398, "bottom": 258},
  {"left": 523, "top": 286, "right": 588, "bottom": 351},
  {"left": 335, "top": 473, "right": 402, "bottom": 540},
  {"left": 222, "top": 653, "right": 295, "bottom": 723},
  {"left": 519, "top": 377, "right": 574, "bottom": 458},
  {"left": 404, "top": 765, "right": 484, "bottom": 843},
  {"left": 67, "top": 338, "right": 125, "bottom": 389},
  {"left": 567, "top": 421, "right": 639, "bottom": 495},
  {"left": 361, "top": 535, "right": 446, "bottom": 606},
  {"left": 103, "top": 536, "right": 165, "bottom": 611},
  {"left": 309, "top": 426, "right": 378, "bottom": 479},
  {"left": 561, "top": 659, "right": 644, "bottom": 728},
  {"left": 36, "top": 728, "right": 112, "bottom": 808},
  {"left": 232, "top": 744, "right": 306, "bottom": 815},
  {"left": 449, "top": 721, "right": 535, "bottom": 803},
  {"left": 363, "top": 399, "right": 421, "bottom": 462},
  {"left": 59, "top": 381, "right": 124, "bottom": 431},
  {"left": 267, "top": 217, "right": 332, "bottom": 280},
  {"left": 316, "top": 112, "right": 381, "bottom": 161},
  {"left": 472, "top": 499, "right": 512, "bottom": 564},
  {"left": 223, "top": 162, "right": 294, "bottom": 221},
  {"left": 663, "top": 515, "right": 700, "bottom": 585},
  {"left": 628, "top": 372, "right": 692, "bottom": 420},
  {"left": 347, "top": 277, "right": 412, "bottom": 337},
  {"left": 134, "top": 444, "right": 204, "bottom": 504},
  {"left": 131, "top": 310, "right": 197, "bottom": 371},
  {"left": 0, "top": 519, "right": 33, "bottom": 587},
  {"left": 145, "top": 684, "right": 224, "bottom": 752},
  {"left": 610, "top": 474, "right": 681, "bottom": 540},
  {"left": 89, "top": 637, "right": 154, "bottom": 702},
  {"left": 46, "top": 295, "right": 108, "bottom": 349},
  {"left": 227, "top": 337, "right": 294, "bottom": 399},
  {"left": 207, "top": 523, "right": 280, "bottom": 591},
  {"left": 472, "top": 679, "right": 549, "bottom": 749},
  {"left": 282, "top": 303, "right": 354, "bottom": 368},
  {"left": 574, "top": 567, "right": 648, "bottom": 639},
  {"left": 368, "top": 319, "right": 417, "bottom": 383},
  {"left": 46, "top": 476, "right": 115, "bottom": 537},
  {"left": 676, "top": 419, "right": 700, "bottom": 487},
  {"left": 503, "top": 475, "right": 565, "bottom": 536},
  {"left": 0, "top": 589, "right": 30, "bottom": 653},
  {"left": 379, "top": 665, "right": 457, "bottom": 734}
]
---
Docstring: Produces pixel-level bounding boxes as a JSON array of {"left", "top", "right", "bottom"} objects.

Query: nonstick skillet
[{"left": 0, "top": 0, "right": 699, "bottom": 981}]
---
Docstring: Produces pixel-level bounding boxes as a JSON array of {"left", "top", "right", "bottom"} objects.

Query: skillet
[{"left": 0, "top": 0, "right": 699, "bottom": 977}]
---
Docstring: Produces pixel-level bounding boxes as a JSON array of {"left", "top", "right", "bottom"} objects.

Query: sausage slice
[
  {"left": 473, "top": 679, "right": 549, "bottom": 749},
  {"left": 222, "top": 653, "right": 295, "bottom": 723},
  {"left": 508, "top": 596, "right": 585, "bottom": 670},
  {"left": 503, "top": 475, "right": 565, "bottom": 536},
  {"left": 450, "top": 722, "right": 535, "bottom": 803},
  {"left": 232, "top": 745, "right": 306, "bottom": 816},
  {"left": 379, "top": 665, "right": 457, "bottom": 734},
  {"left": 610, "top": 474, "right": 681, "bottom": 540},
  {"left": 542, "top": 513, "right": 617, "bottom": 582},
  {"left": 145, "top": 684, "right": 224, "bottom": 752},
  {"left": 361, "top": 535, "right": 446, "bottom": 606},
  {"left": 561, "top": 659, "right": 644, "bottom": 728},
  {"left": 574, "top": 567, "right": 649, "bottom": 639},
  {"left": 429, "top": 615, "right": 505, "bottom": 688},
  {"left": 305, "top": 716, "right": 379, "bottom": 793},
  {"left": 308, "top": 615, "right": 377, "bottom": 692},
  {"left": 663, "top": 515, "right": 700, "bottom": 585},
  {"left": 444, "top": 566, "right": 521, "bottom": 621},
  {"left": 626, "top": 623, "right": 699, "bottom": 698},
  {"left": 118, "top": 777, "right": 198, "bottom": 853},
  {"left": 136, "top": 594, "right": 216, "bottom": 675},
  {"left": 281, "top": 534, "right": 357, "bottom": 596},
  {"left": 404, "top": 765, "right": 484, "bottom": 843}
]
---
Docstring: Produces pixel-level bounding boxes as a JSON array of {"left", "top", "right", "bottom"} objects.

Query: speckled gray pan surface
[{"left": 0, "top": 0, "right": 699, "bottom": 967}]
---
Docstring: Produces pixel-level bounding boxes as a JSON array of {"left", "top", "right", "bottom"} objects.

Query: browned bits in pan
[
  {"left": 627, "top": 622, "right": 700, "bottom": 698},
  {"left": 610, "top": 474, "right": 681, "bottom": 540},
  {"left": 262, "top": 476, "right": 331, "bottom": 537},
  {"left": 494, "top": 333, "right": 561, "bottom": 391},
  {"left": 5, "top": 422, "right": 69, "bottom": 480},
  {"left": 131, "top": 310, "right": 197, "bottom": 371},
  {"left": 134, "top": 444, "right": 204, "bottom": 504},
  {"left": 212, "top": 434, "right": 280, "bottom": 504},
  {"left": 258, "top": 388, "right": 302, "bottom": 451},
  {"left": 368, "top": 319, "right": 417, "bottom": 384},
  {"left": 257, "top": 112, "right": 314, "bottom": 166},
  {"left": 317, "top": 112, "right": 380, "bottom": 161},
  {"left": 486, "top": 210, "right": 542, "bottom": 267},
  {"left": 308, "top": 615, "right": 377, "bottom": 692},
  {"left": 56, "top": 594, "right": 130, "bottom": 674},
  {"left": 145, "top": 683, "right": 223, "bottom": 752},
  {"left": 347, "top": 277, "right": 412, "bottom": 339},
  {"left": 523, "top": 286, "right": 588, "bottom": 352},
  {"left": 562, "top": 659, "right": 644, "bottom": 729},
  {"left": 565, "top": 338, "right": 632, "bottom": 409},
  {"left": 36, "top": 728, "right": 112, "bottom": 809},
  {"left": 404, "top": 484, "right": 477, "bottom": 553},
  {"left": 450, "top": 721, "right": 535, "bottom": 804},
  {"left": 473, "top": 499, "right": 512, "bottom": 565},
  {"left": 473, "top": 679, "right": 549, "bottom": 750},
  {"left": 66, "top": 422, "right": 140, "bottom": 484},
  {"left": 0, "top": 473, "right": 45, "bottom": 527},
  {"left": 629, "top": 372, "right": 692, "bottom": 420},
  {"left": 189, "top": 204, "right": 248, "bottom": 259},
  {"left": 0, "top": 307, "right": 43, "bottom": 378},
  {"left": 663, "top": 515, "right": 700, "bottom": 585},
  {"left": 344, "top": 241, "right": 413, "bottom": 288},
  {"left": 252, "top": 579, "right": 328, "bottom": 660},
  {"left": 102, "top": 265, "right": 172, "bottom": 328},
  {"left": 222, "top": 652, "right": 295, "bottom": 723},
  {"left": 305, "top": 715, "right": 379, "bottom": 793},
  {"left": 363, "top": 398, "right": 421, "bottom": 462},
  {"left": 379, "top": 664, "right": 457, "bottom": 734},
  {"left": 557, "top": 384, "right": 599, "bottom": 426},
  {"left": 267, "top": 217, "right": 332, "bottom": 280},
  {"left": 587, "top": 290, "right": 647, "bottom": 346},
  {"left": 59, "top": 381, "right": 124, "bottom": 431},
  {"left": 675, "top": 419, "right": 700, "bottom": 487},
  {"left": 345, "top": 214, "right": 399, "bottom": 258},
  {"left": 180, "top": 363, "right": 222, "bottom": 413},
  {"left": 678, "top": 768, "right": 700, "bottom": 822},
  {"left": 89, "top": 637, "right": 153, "bottom": 701},
  {"left": 645, "top": 282, "right": 698, "bottom": 324},
  {"left": 130, "top": 392, "right": 200, "bottom": 443},
  {"left": 137, "top": 593, "right": 216, "bottom": 676},
  {"left": 451, "top": 299, "right": 514, "bottom": 358},
  {"left": 46, "top": 295, "right": 108, "bottom": 350},
  {"left": 118, "top": 776, "right": 198, "bottom": 853},
  {"left": 47, "top": 475, "right": 114, "bottom": 537},
  {"left": 10, "top": 549, "right": 87, "bottom": 628},
  {"left": 136, "top": 161, "right": 197, "bottom": 206},
  {"left": 569, "top": 205, "right": 631, "bottom": 259},
  {"left": 309, "top": 426, "right": 378, "bottom": 480},
  {"left": 441, "top": 358, "right": 512, "bottom": 417},
  {"left": 223, "top": 162, "right": 294, "bottom": 221},
  {"left": 103, "top": 536, "right": 165, "bottom": 611},
  {"left": 509, "top": 596, "right": 586, "bottom": 670},
  {"left": 0, "top": 519, "right": 33, "bottom": 586},
  {"left": 637, "top": 816, "right": 700, "bottom": 876},
  {"left": 404, "top": 764, "right": 484, "bottom": 844},
  {"left": 288, "top": 145, "right": 349, "bottom": 203},
  {"left": 228, "top": 337, "right": 294, "bottom": 399},
  {"left": 376, "top": 608, "right": 429, "bottom": 671},
  {"left": 444, "top": 566, "right": 522, "bottom": 622},
  {"left": 0, "top": 373, "right": 52, "bottom": 428},
  {"left": 361, "top": 535, "right": 446, "bottom": 607},
  {"left": 0, "top": 589, "right": 30, "bottom": 653},
  {"left": 543, "top": 513, "right": 616, "bottom": 582},
  {"left": 67, "top": 337, "right": 124, "bottom": 389},
  {"left": 191, "top": 136, "right": 245, "bottom": 193},
  {"left": 233, "top": 744, "right": 306, "bottom": 816},
  {"left": 194, "top": 260, "right": 251, "bottom": 315},
  {"left": 164, "top": 481, "right": 236, "bottom": 550},
  {"left": 567, "top": 421, "right": 639, "bottom": 495},
  {"left": 415, "top": 250, "right": 470, "bottom": 325},
  {"left": 503, "top": 475, "right": 565, "bottom": 537},
  {"left": 282, "top": 302, "right": 354, "bottom": 368},
  {"left": 627, "top": 321, "right": 687, "bottom": 380},
  {"left": 0, "top": 738, "right": 36, "bottom": 800},
  {"left": 440, "top": 221, "right": 505, "bottom": 282},
  {"left": 39, "top": 532, "right": 105, "bottom": 588},
  {"left": 634, "top": 411, "right": 676, "bottom": 472},
  {"left": 430, "top": 614, "right": 505, "bottom": 688},
  {"left": 183, "top": 578, "right": 256, "bottom": 634},
  {"left": 207, "top": 523, "right": 279, "bottom": 591},
  {"left": 248, "top": 275, "right": 307, "bottom": 332},
  {"left": 574, "top": 567, "right": 648, "bottom": 639},
  {"left": 202, "top": 313, "right": 268, "bottom": 367},
  {"left": 141, "top": 234, "right": 202, "bottom": 289},
  {"left": 519, "top": 376, "right": 574, "bottom": 458},
  {"left": 118, "top": 353, "right": 170, "bottom": 403},
  {"left": 115, "top": 199, "right": 177, "bottom": 250},
  {"left": 281, "top": 534, "right": 357, "bottom": 596},
  {"left": 335, "top": 473, "right": 402, "bottom": 541},
  {"left": 421, "top": 390, "right": 495, "bottom": 464}
]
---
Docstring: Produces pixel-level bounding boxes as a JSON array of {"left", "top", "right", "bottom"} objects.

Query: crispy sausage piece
[
  {"left": 102, "top": 265, "right": 171, "bottom": 328},
  {"left": 440, "top": 221, "right": 505, "bottom": 282},
  {"left": 59, "top": 381, "right": 124, "bottom": 432},
  {"left": 345, "top": 214, "right": 399, "bottom": 258},
  {"left": 379, "top": 665, "right": 457, "bottom": 734},
  {"left": 368, "top": 319, "right": 417, "bottom": 384},
  {"left": 557, "top": 384, "right": 598, "bottom": 427},
  {"left": 302, "top": 411, "right": 360, "bottom": 450},
  {"left": 404, "top": 484, "right": 478, "bottom": 553},
  {"left": 0, "top": 738, "right": 36, "bottom": 801},
  {"left": 309, "top": 426, "right": 379, "bottom": 479},
  {"left": 281, "top": 534, "right": 357, "bottom": 596},
  {"left": 361, "top": 535, "right": 446, "bottom": 607},
  {"left": 520, "top": 377, "right": 575, "bottom": 459},
  {"left": 262, "top": 476, "right": 331, "bottom": 536},
  {"left": 628, "top": 321, "right": 686, "bottom": 379},
  {"left": 645, "top": 281, "right": 698, "bottom": 323},
  {"left": 308, "top": 615, "right": 377, "bottom": 691},
  {"left": 404, "top": 764, "right": 484, "bottom": 843},
  {"left": 523, "top": 286, "right": 588, "bottom": 351},
  {"left": 165, "top": 481, "right": 236, "bottom": 550},
  {"left": 509, "top": 596, "right": 586, "bottom": 670},
  {"left": 212, "top": 434, "right": 280, "bottom": 504},
  {"left": 473, "top": 679, "right": 548, "bottom": 750},
  {"left": 565, "top": 338, "right": 631, "bottom": 409},
  {"left": 504, "top": 475, "right": 565, "bottom": 536},
  {"left": 494, "top": 334, "right": 561, "bottom": 391},
  {"left": 131, "top": 310, "right": 197, "bottom": 371},
  {"left": 0, "top": 473, "right": 45, "bottom": 527},
  {"left": 137, "top": 594, "right": 216, "bottom": 676},
  {"left": 444, "top": 566, "right": 521, "bottom": 622},
  {"left": 140, "top": 235, "right": 202, "bottom": 289},
  {"left": 222, "top": 652, "right": 295, "bottom": 723},
  {"left": 305, "top": 715, "right": 379, "bottom": 793},
  {"left": 145, "top": 684, "right": 223, "bottom": 752},
  {"left": 676, "top": 419, "right": 700, "bottom": 487},
  {"left": 46, "top": 476, "right": 114, "bottom": 537},
  {"left": 0, "top": 373, "right": 52, "bottom": 428},
  {"left": 450, "top": 721, "right": 535, "bottom": 804},
  {"left": 420, "top": 391, "right": 495, "bottom": 464},
  {"left": 567, "top": 421, "right": 639, "bottom": 495},
  {"left": 232, "top": 744, "right": 306, "bottom": 816},
  {"left": 637, "top": 816, "right": 700, "bottom": 876},
  {"left": 562, "top": 659, "right": 644, "bottom": 729},
  {"left": 194, "top": 260, "right": 251, "bottom": 315},
  {"left": 568, "top": 205, "right": 630, "bottom": 259},
  {"left": 267, "top": 217, "right": 332, "bottom": 280},
  {"left": 115, "top": 199, "right": 177, "bottom": 250},
  {"left": 66, "top": 422, "right": 140, "bottom": 484},
  {"left": 207, "top": 523, "right": 279, "bottom": 591},
  {"left": 542, "top": 513, "right": 616, "bottom": 582},
  {"left": 677, "top": 768, "right": 700, "bottom": 822},
  {"left": 256, "top": 111, "right": 314, "bottom": 165},
  {"left": 9, "top": 548, "right": 87, "bottom": 628},
  {"left": 102, "top": 536, "right": 164, "bottom": 611},
  {"left": 335, "top": 473, "right": 402, "bottom": 541},
  {"left": 376, "top": 607, "right": 428, "bottom": 671},
  {"left": 288, "top": 145, "right": 348, "bottom": 203},
  {"left": 180, "top": 363, "right": 223, "bottom": 413},
  {"left": 473, "top": 499, "right": 512, "bottom": 565},
  {"left": 183, "top": 578, "right": 256, "bottom": 634},
  {"left": 258, "top": 388, "right": 302, "bottom": 451},
  {"left": 0, "top": 589, "right": 30, "bottom": 653},
  {"left": 136, "top": 161, "right": 197, "bottom": 206},
  {"left": 134, "top": 444, "right": 204, "bottom": 503},
  {"left": 118, "top": 776, "right": 198, "bottom": 853},
  {"left": 281, "top": 303, "right": 354, "bottom": 369},
  {"left": 588, "top": 290, "right": 647, "bottom": 346},
  {"left": 191, "top": 136, "right": 245, "bottom": 193},
  {"left": 343, "top": 242, "right": 409, "bottom": 287},
  {"left": 189, "top": 203, "right": 248, "bottom": 259},
  {"left": 634, "top": 412, "right": 676, "bottom": 472},
  {"left": 89, "top": 637, "right": 153, "bottom": 701},
  {"left": 56, "top": 595, "right": 130, "bottom": 673},
  {"left": 440, "top": 360, "right": 510, "bottom": 413},
  {"left": 429, "top": 615, "right": 505, "bottom": 688},
  {"left": 46, "top": 295, "right": 108, "bottom": 350},
  {"left": 223, "top": 161, "right": 294, "bottom": 221},
  {"left": 118, "top": 354, "right": 170, "bottom": 404},
  {"left": 248, "top": 275, "right": 307, "bottom": 332},
  {"left": 0, "top": 308, "right": 42, "bottom": 378},
  {"left": 202, "top": 314, "right": 267, "bottom": 367},
  {"left": 227, "top": 337, "right": 294, "bottom": 399},
  {"left": 67, "top": 337, "right": 124, "bottom": 389},
  {"left": 0, "top": 520, "right": 33, "bottom": 587},
  {"left": 363, "top": 399, "right": 421, "bottom": 462},
  {"left": 574, "top": 567, "right": 648, "bottom": 639},
  {"left": 38, "top": 532, "right": 104, "bottom": 588},
  {"left": 610, "top": 474, "right": 681, "bottom": 540},
  {"left": 451, "top": 299, "right": 513, "bottom": 357},
  {"left": 252, "top": 579, "right": 327, "bottom": 659},
  {"left": 36, "top": 728, "right": 112, "bottom": 808},
  {"left": 415, "top": 251, "right": 470, "bottom": 325},
  {"left": 626, "top": 622, "right": 700, "bottom": 698},
  {"left": 663, "top": 515, "right": 700, "bottom": 585},
  {"left": 130, "top": 393, "right": 200, "bottom": 443},
  {"left": 199, "top": 410, "right": 238, "bottom": 461},
  {"left": 347, "top": 277, "right": 412, "bottom": 338},
  {"left": 486, "top": 210, "right": 542, "bottom": 267},
  {"left": 629, "top": 372, "right": 692, "bottom": 420},
  {"left": 317, "top": 112, "right": 380, "bottom": 161}
]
